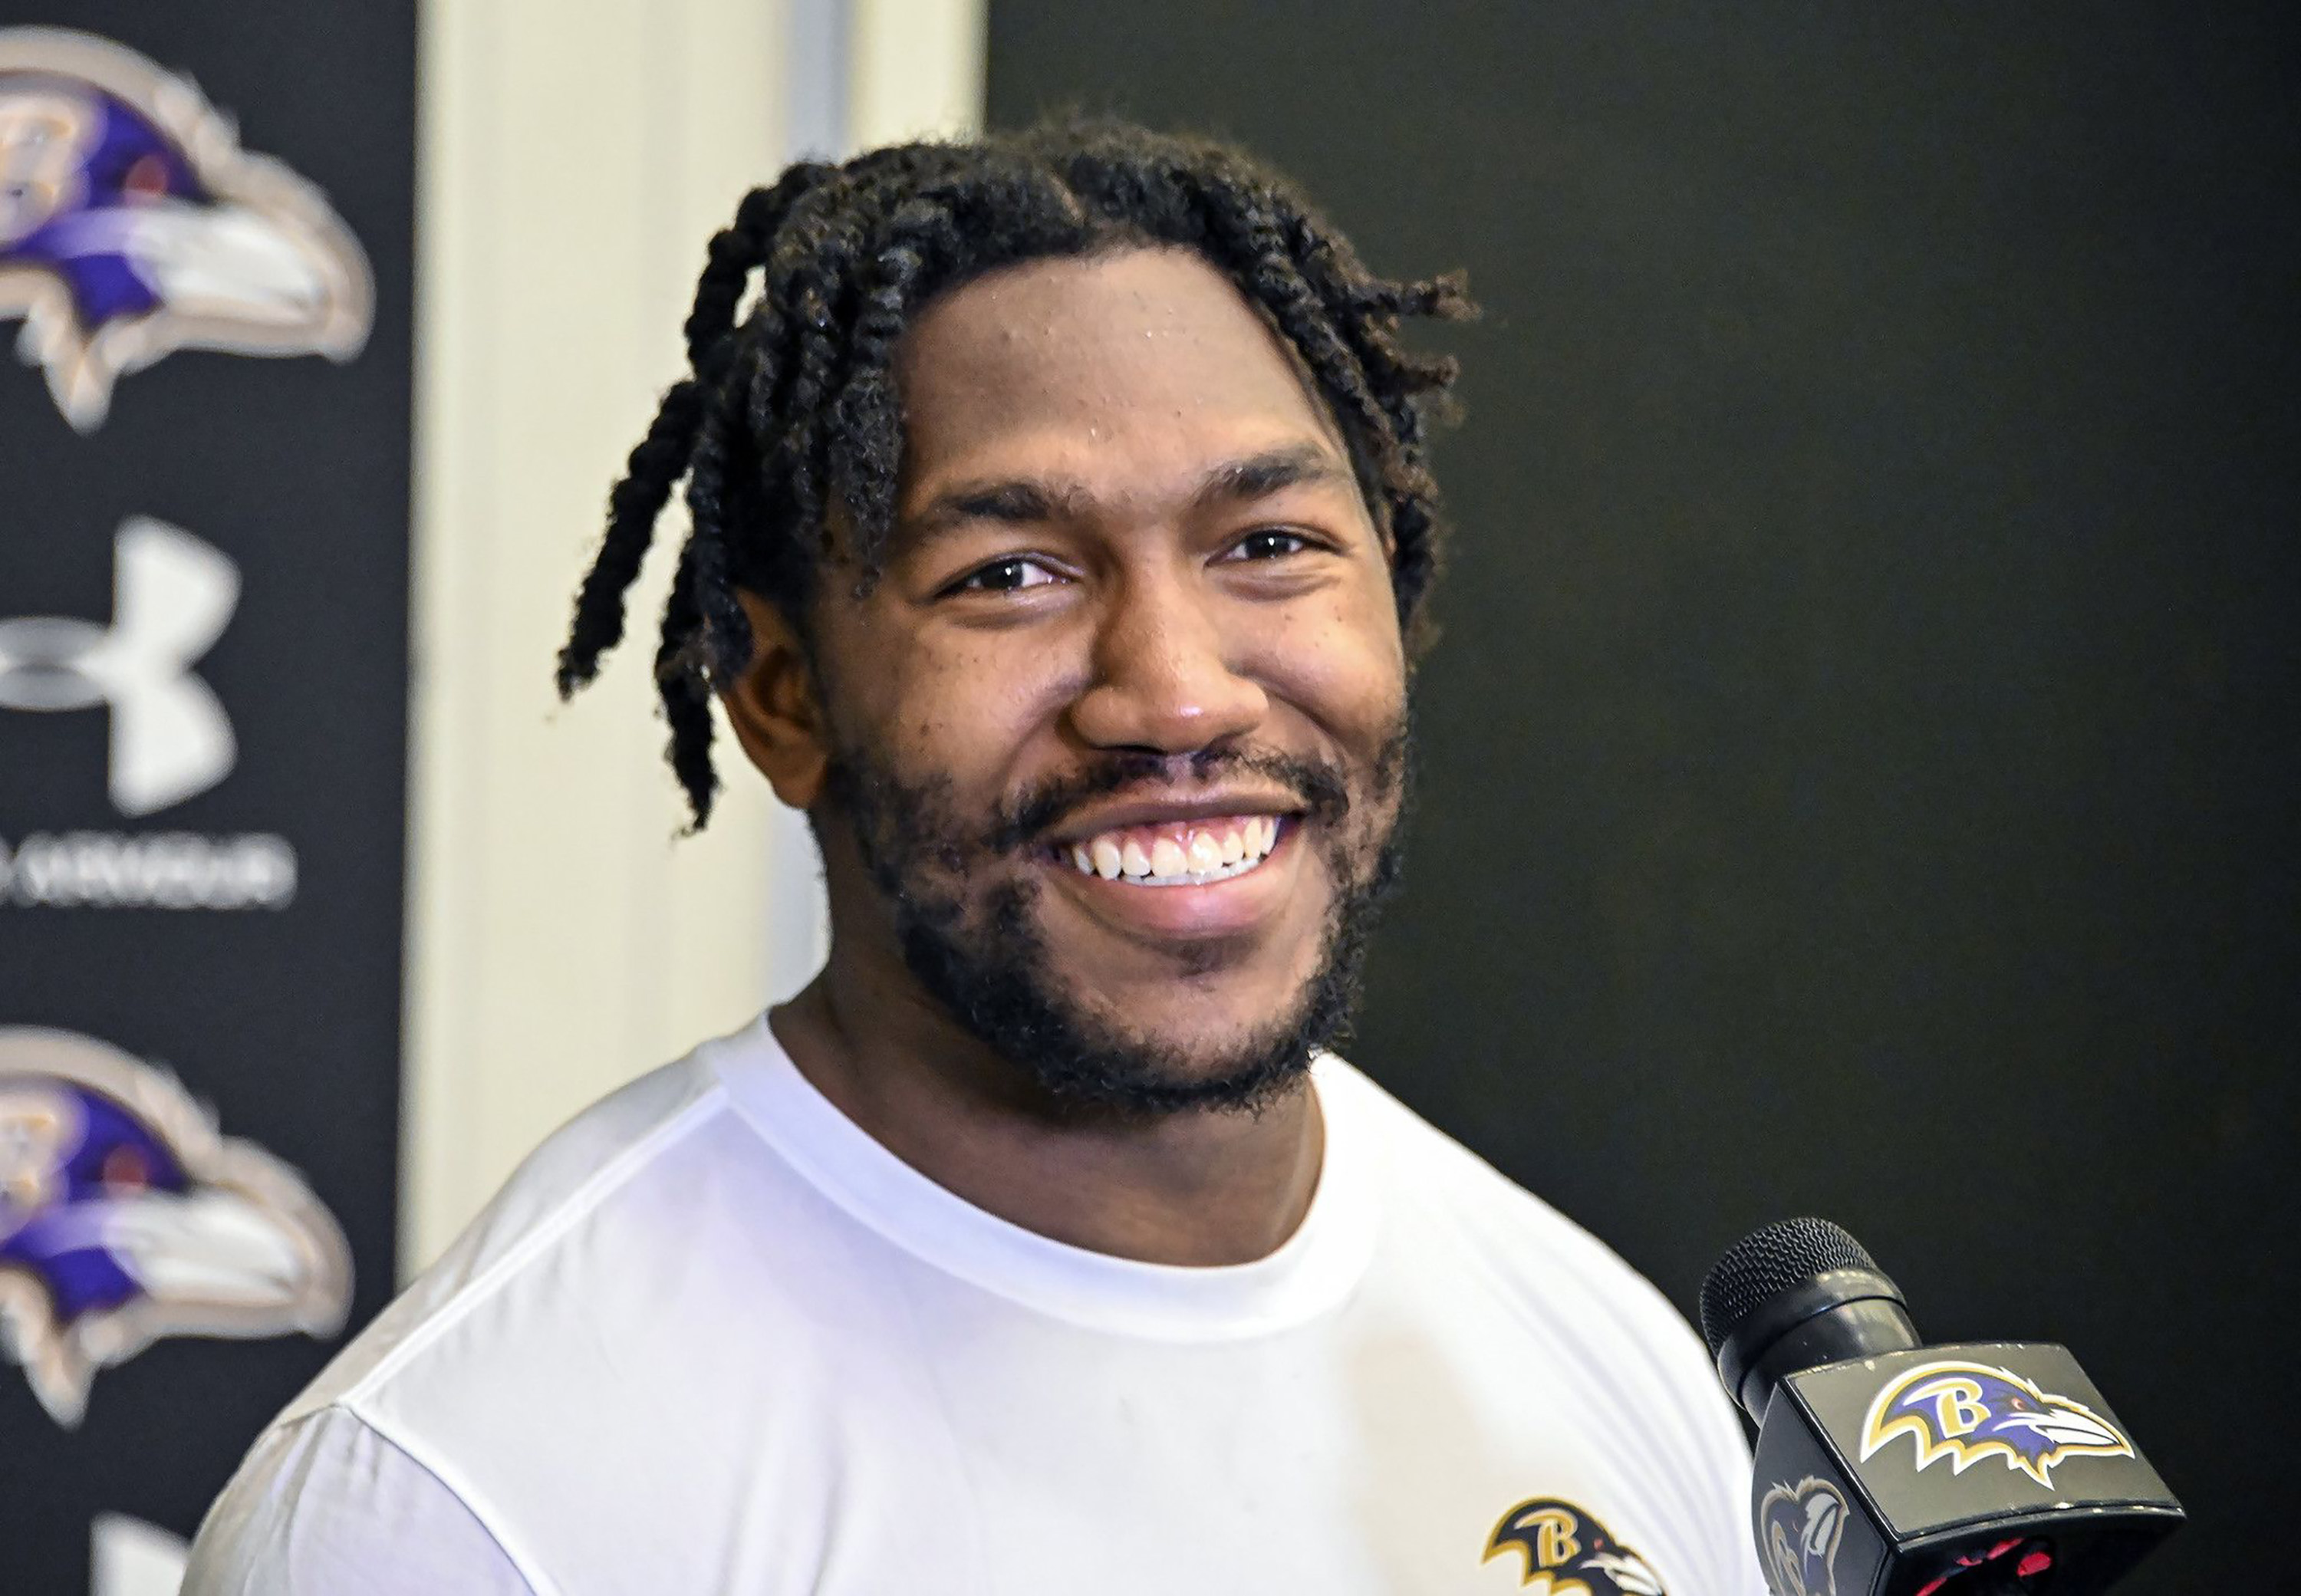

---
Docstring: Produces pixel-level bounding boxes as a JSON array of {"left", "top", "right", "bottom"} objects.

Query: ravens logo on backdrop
[
  {"left": 1858, "top": 1360, "right": 2135, "bottom": 1491},
  {"left": 1484, "top": 1498, "right": 1668, "bottom": 1594},
  {"left": 0, "top": 1026, "right": 351, "bottom": 1427},
  {"left": 0, "top": 25, "right": 371, "bottom": 430}
]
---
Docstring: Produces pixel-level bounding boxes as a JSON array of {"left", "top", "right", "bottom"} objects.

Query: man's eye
[
  {"left": 951, "top": 557, "right": 1060, "bottom": 594},
  {"left": 1227, "top": 528, "right": 1315, "bottom": 561}
]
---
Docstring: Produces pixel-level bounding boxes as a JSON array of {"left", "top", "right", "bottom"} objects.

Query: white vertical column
[
  {"left": 403, "top": 0, "right": 985, "bottom": 1274},
  {"left": 850, "top": 0, "right": 987, "bottom": 149},
  {"left": 403, "top": 0, "right": 791, "bottom": 1273}
]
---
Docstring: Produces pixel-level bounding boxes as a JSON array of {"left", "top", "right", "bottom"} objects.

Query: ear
[{"left": 720, "top": 588, "right": 831, "bottom": 810}]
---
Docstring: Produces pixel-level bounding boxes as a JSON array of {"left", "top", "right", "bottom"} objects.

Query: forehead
[{"left": 891, "top": 246, "right": 1350, "bottom": 508}]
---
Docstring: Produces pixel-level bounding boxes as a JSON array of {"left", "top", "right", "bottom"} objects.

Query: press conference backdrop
[
  {"left": 1, "top": 4, "right": 968, "bottom": 1591},
  {"left": 984, "top": 2, "right": 2293, "bottom": 1588},
  {"left": 0, "top": 3, "right": 413, "bottom": 1591}
]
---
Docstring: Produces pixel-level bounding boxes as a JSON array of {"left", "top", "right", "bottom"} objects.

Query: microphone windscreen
[{"left": 1698, "top": 1216, "right": 1878, "bottom": 1359}]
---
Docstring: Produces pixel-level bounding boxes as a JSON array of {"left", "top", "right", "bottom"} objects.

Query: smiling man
[{"left": 187, "top": 122, "right": 1763, "bottom": 1594}]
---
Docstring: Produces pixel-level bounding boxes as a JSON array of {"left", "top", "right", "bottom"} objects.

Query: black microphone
[{"left": 1698, "top": 1218, "right": 2182, "bottom": 1595}]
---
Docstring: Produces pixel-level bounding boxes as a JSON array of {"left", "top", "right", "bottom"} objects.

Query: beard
[{"left": 821, "top": 722, "right": 1412, "bottom": 1118}]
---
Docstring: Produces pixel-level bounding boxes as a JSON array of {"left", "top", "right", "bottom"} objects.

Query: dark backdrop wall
[
  {"left": 988, "top": 4, "right": 2293, "bottom": 1585},
  {"left": 1, "top": 6, "right": 410, "bottom": 1590}
]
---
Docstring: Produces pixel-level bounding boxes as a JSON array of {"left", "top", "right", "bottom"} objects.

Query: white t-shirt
[{"left": 185, "top": 1019, "right": 1766, "bottom": 1595}]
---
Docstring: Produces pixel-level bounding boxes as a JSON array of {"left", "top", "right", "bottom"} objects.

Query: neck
[{"left": 768, "top": 957, "right": 1324, "bottom": 1268}]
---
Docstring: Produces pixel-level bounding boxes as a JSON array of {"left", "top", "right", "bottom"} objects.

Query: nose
[{"left": 1066, "top": 569, "right": 1267, "bottom": 755}]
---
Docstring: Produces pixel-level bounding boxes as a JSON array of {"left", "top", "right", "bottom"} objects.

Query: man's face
[{"left": 805, "top": 246, "right": 1412, "bottom": 1112}]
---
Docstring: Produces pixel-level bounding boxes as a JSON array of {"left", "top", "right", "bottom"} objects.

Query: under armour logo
[{"left": 0, "top": 517, "right": 239, "bottom": 815}]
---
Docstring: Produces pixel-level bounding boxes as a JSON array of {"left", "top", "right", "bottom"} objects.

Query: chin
[
  {"left": 1019, "top": 974, "right": 1335, "bottom": 1117},
  {"left": 1057, "top": 950, "right": 1322, "bottom": 1048},
  {"left": 1111, "top": 1018, "right": 1314, "bottom": 1081}
]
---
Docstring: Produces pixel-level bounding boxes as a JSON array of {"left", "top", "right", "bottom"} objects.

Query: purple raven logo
[
  {"left": 1757, "top": 1477, "right": 1847, "bottom": 1596},
  {"left": 1858, "top": 1360, "right": 2134, "bottom": 1490},
  {"left": 0, "top": 27, "right": 371, "bottom": 431},
  {"left": 0, "top": 1025, "right": 351, "bottom": 1427},
  {"left": 1484, "top": 1498, "right": 1668, "bottom": 1594}
]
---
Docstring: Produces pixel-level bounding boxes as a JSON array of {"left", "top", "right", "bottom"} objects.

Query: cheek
[
  {"left": 1244, "top": 587, "right": 1407, "bottom": 747},
  {"left": 854, "top": 627, "right": 1084, "bottom": 782}
]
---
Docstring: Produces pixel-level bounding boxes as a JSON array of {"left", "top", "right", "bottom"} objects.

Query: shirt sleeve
[
  {"left": 183, "top": 1405, "right": 534, "bottom": 1596},
  {"left": 1700, "top": 1389, "right": 1775, "bottom": 1596},
  {"left": 1661, "top": 1292, "right": 1771, "bottom": 1596}
]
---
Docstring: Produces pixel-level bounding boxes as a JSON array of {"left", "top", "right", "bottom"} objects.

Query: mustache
[{"left": 986, "top": 745, "right": 1354, "bottom": 856}]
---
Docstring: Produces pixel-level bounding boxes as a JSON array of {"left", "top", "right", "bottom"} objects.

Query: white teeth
[{"left": 1063, "top": 814, "right": 1290, "bottom": 885}]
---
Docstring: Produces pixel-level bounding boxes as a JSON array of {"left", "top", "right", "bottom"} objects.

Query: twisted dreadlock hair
[{"left": 555, "top": 117, "right": 1473, "bottom": 828}]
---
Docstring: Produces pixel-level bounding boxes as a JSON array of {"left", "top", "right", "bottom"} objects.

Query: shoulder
[
  {"left": 318, "top": 1019, "right": 900, "bottom": 1442},
  {"left": 206, "top": 1020, "right": 898, "bottom": 1586},
  {"left": 1327, "top": 1055, "right": 1700, "bottom": 1341},
  {"left": 1325, "top": 1056, "right": 1763, "bottom": 1584},
  {"left": 184, "top": 1405, "right": 533, "bottom": 1594},
  {"left": 281, "top": 1026, "right": 752, "bottom": 1423}
]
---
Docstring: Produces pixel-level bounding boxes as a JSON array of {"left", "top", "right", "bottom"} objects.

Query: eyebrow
[
  {"left": 1190, "top": 443, "right": 1352, "bottom": 508},
  {"left": 904, "top": 443, "right": 1353, "bottom": 538}
]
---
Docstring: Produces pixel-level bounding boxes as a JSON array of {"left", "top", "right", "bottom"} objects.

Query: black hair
[{"left": 555, "top": 117, "right": 1473, "bottom": 828}]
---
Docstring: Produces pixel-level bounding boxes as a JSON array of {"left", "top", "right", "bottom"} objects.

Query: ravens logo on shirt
[{"left": 1484, "top": 1497, "right": 1667, "bottom": 1594}]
